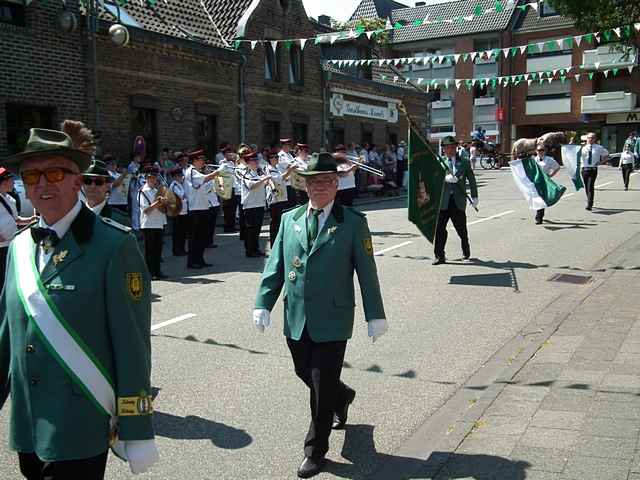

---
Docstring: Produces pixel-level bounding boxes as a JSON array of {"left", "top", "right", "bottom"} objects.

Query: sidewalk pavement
[{"left": 424, "top": 238, "right": 640, "bottom": 479}]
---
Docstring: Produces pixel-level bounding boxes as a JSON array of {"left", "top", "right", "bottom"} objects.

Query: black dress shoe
[
  {"left": 535, "top": 219, "right": 543, "bottom": 225},
  {"left": 297, "top": 456, "right": 325, "bottom": 478},
  {"left": 585, "top": 206, "right": 592, "bottom": 211},
  {"left": 432, "top": 257, "right": 446, "bottom": 265},
  {"left": 173, "top": 252, "right": 187, "bottom": 257},
  {"left": 188, "top": 263, "right": 204, "bottom": 269},
  {"left": 201, "top": 262, "right": 213, "bottom": 267},
  {"left": 332, "top": 389, "right": 356, "bottom": 430}
]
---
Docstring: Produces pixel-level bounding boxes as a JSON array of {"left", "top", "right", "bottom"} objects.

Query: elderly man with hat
[
  {"left": 82, "top": 159, "right": 129, "bottom": 227},
  {"left": 254, "top": 152, "right": 387, "bottom": 478},
  {"left": 0, "top": 121, "right": 158, "bottom": 479},
  {"left": 433, "top": 135, "right": 478, "bottom": 265}
]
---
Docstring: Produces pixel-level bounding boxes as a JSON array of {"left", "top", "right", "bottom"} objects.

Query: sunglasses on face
[
  {"left": 21, "top": 167, "right": 78, "bottom": 186},
  {"left": 83, "top": 177, "right": 107, "bottom": 187}
]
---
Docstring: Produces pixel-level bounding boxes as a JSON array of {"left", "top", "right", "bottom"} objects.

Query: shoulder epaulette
[
  {"left": 290, "top": 204, "right": 309, "bottom": 220},
  {"left": 101, "top": 216, "right": 132, "bottom": 233}
]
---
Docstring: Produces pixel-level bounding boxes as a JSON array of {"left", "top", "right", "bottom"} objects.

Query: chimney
[
  {"left": 318, "top": 15, "right": 332, "bottom": 26},
  {"left": 416, "top": 1, "right": 426, "bottom": 5}
]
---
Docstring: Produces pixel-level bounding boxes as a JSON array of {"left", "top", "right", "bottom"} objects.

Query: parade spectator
[{"left": 619, "top": 143, "right": 635, "bottom": 191}]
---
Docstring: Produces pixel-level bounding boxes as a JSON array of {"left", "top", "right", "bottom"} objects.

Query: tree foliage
[
  {"left": 331, "top": 18, "right": 390, "bottom": 45},
  {"left": 548, "top": 0, "right": 640, "bottom": 36}
]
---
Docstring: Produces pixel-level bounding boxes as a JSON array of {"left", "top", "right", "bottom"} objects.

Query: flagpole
[{"left": 399, "top": 104, "right": 479, "bottom": 212}]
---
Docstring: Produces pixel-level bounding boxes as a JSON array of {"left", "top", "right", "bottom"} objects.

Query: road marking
[
  {"left": 375, "top": 241, "right": 413, "bottom": 256},
  {"left": 468, "top": 210, "right": 515, "bottom": 226},
  {"left": 151, "top": 313, "right": 197, "bottom": 331},
  {"left": 595, "top": 181, "right": 613, "bottom": 188}
]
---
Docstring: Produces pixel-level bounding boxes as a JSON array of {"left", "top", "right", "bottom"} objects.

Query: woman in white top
[
  {"left": 619, "top": 143, "right": 635, "bottom": 191},
  {"left": 241, "top": 152, "right": 270, "bottom": 257},
  {"left": 334, "top": 145, "right": 358, "bottom": 206},
  {"left": 138, "top": 166, "right": 168, "bottom": 280},
  {"left": 169, "top": 167, "right": 188, "bottom": 256},
  {"left": 0, "top": 168, "right": 36, "bottom": 290}
]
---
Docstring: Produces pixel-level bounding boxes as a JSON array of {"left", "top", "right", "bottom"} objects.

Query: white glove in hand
[
  {"left": 444, "top": 174, "right": 458, "bottom": 184},
  {"left": 126, "top": 440, "right": 159, "bottom": 475},
  {"left": 471, "top": 197, "right": 479, "bottom": 207},
  {"left": 368, "top": 319, "right": 388, "bottom": 343},
  {"left": 253, "top": 309, "right": 271, "bottom": 333}
]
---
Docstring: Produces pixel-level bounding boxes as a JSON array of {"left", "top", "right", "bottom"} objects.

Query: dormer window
[{"left": 539, "top": 1, "right": 559, "bottom": 17}]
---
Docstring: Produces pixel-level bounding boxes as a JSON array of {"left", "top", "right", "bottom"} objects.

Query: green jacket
[
  {"left": 441, "top": 154, "right": 478, "bottom": 211},
  {"left": 0, "top": 206, "right": 154, "bottom": 461},
  {"left": 101, "top": 203, "right": 131, "bottom": 228},
  {"left": 255, "top": 202, "right": 385, "bottom": 342}
]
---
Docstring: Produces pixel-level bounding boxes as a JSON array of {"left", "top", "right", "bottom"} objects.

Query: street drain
[{"left": 548, "top": 273, "right": 592, "bottom": 284}]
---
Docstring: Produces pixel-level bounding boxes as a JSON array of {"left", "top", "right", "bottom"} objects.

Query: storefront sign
[
  {"left": 607, "top": 110, "right": 640, "bottom": 124},
  {"left": 330, "top": 94, "right": 398, "bottom": 124}
]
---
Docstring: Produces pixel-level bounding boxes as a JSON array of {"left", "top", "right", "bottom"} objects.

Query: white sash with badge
[{"left": 11, "top": 231, "right": 129, "bottom": 459}]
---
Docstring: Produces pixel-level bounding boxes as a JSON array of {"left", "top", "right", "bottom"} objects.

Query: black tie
[
  {"left": 31, "top": 227, "right": 60, "bottom": 247},
  {"left": 308, "top": 209, "right": 323, "bottom": 248}
]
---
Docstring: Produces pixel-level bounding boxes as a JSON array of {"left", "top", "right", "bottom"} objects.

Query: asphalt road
[{"left": 0, "top": 165, "right": 637, "bottom": 480}]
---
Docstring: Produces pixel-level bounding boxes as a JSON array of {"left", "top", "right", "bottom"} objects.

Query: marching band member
[
  {"left": 205, "top": 173, "right": 221, "bottom": 249},
  {"left": 220, "top": 147, "right": 238, "bottom": 233},
  {"left": 277, "top": 138, "right": 297, "bottom": 208},
  {"left": 169, "top": 168, "right": 188, "bottom": 256},
  {"left": 267, "top": 150, "right": 296, "bottom": 247},
  {"left": 236, "top": 148, "right": 250, "bottom": 241},
  {"left": 184, "top": 150, "right": 220, "bottom": 269},
  {"left": 138, "top": 165, "right": 168, "bottom": 280},
  {"left": 104, "top": 155, "right": 129, "bottom": 213},
  {"left": 128, "top": 153, "right": 145, "bottom": 234},
  {"left": 334, "top": 145, "right": 358, "bottom": 207},
  {"left": 294, "top": 144, "right": 310, "bottom": 205},
  {"left": 241, "top": 152, "right": 269, "bottom": 257}
]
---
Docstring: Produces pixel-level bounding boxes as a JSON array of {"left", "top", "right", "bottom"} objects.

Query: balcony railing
[
  {"left": 581, "top": 91, "right": 637, "bottom": 114},
  {"left": 582, "top": 44, "right": 637, "bottom": 70}
]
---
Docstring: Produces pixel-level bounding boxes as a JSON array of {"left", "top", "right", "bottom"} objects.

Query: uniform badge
[
  {"left": 328, "top": 226, "right": 338, "bottom": 234},
  {"left": 288, "top": 271, "right": 297, "bottom": 281},
  {"left": 294, "top": 224, "right": 302, "bottom": 233},
  {"left": 52, "top": 250, "right": 68, "bottom": 265},
  {"left": 292, "top": 256, "right": 302, "bottom": 268},
  {"left": 117, "top": 391, "right": 154, "bottom": 416},
  {"left": 363, "top": 238, "right": 374, "bottom": 256},
  {"left": 126, "top": 273, "right": 143, "bottom": 300}
]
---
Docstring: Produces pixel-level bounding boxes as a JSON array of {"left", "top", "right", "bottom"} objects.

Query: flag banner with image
[
  {"left": 408, "top": 126, "right": 446, "bottom": 244},
  {"left": 561, "top": 144, "right": 584, "bottom": 191},
  {"left": 510, "top": 157, "right": 566, "bottom": 210}
]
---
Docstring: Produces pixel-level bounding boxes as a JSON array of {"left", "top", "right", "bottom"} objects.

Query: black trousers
[
  {"left": 188, "top": 209, "right": 209, "bottom": 265},
  {"left": 172, "top": 214, "right": 188, "bottom": 255},
  {"left": 18, "top": 451, "right": 108, "bottom": 480},
  {"left": 236, "top": 195, "right": 246, "bottom": 240},
  {"left": 142, "top": 228, "right": 164, "bottom": 276},
  {"left": 434, "top": 199, "right": 470, "bottom": 260},
  {"left": 581, "top": 167, "right": 598, "bottom": 208},
  {"left": 243, "top": 207, "right": 264, "bottom": 255},
  {"left": 222, "top": 195, "right": 237, "bottom": 231},
  {"left": 337, "top": 188, "right": 356, "bottom": 207},
  {"left": 536, "top": 209, "right": 545, "bottom": 222},
  {"left": 269, "top": 202, "right": 285, "bottom": 247},
  {"left": 287, "top": 327, "right": 353, "bottom": 459},
  {"left": 622, "top": 164, "right": 633, "bottom": 189},
  {"left": 286, "top": 186, "right": 297, "bottom": 209},
  {"left": 207, "top": 206, "right": 219, "bottom": 246},
  {"left": 0, "top": 246, "right": 8, "bottom": 293}
]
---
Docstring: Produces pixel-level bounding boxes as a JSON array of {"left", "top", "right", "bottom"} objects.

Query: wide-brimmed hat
[
  {"left": 441, "top": 135, "right": 457, "bottom": 146},
  {"left": 84, "top": 159, "right": 111, "bottom": 178},
  {"left": 4, "top": 125, "right": 93, "bottom": 171},
  {"left": 297, "top": 153, "right": 338, "bottom": 177}
]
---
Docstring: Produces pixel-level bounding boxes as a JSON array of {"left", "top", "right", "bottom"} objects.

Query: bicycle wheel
[
  {"left": 480, "top": 157, "right": 492, "bottom": 170},
  {"left": 491, "top": 155, "right": 500, "bottom": 169}
]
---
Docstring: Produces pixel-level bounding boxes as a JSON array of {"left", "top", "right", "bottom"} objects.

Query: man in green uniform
[
  {"left": 0, "top": 122, "right": 158, "bottom": 479},
  {"left": 82, "top": 158, "right": 130, "bottom": 226},
  {"left": 254, "top": 153, "right": 387, "bottom": 478}
]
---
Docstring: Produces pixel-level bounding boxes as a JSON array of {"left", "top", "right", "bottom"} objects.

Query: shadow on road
[
  {"left": 449, "top": 272, "right": 515, "bottom": 289},
  {"left": 324, "top": 424, "right": 530, "bottom": 479},
  {"left": 153, "top": 411, "right": 252, "bottom": 449}
]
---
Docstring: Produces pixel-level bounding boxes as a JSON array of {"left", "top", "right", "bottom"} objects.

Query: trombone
[{"left": 345, "top": 155, "right": 385, "bottom": 177}]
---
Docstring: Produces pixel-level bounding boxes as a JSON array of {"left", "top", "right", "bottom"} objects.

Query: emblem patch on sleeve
[
  {"left": 127, "top": 273, "right": 143, "bottom": 300},
  {"left": 118, "top": 392, "right": 154, "bottom": 416},
  {"left": 363, "top": 238, "right": 374, "bottom": 256}
]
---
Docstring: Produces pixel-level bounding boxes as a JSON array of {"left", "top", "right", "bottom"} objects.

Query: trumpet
[{"left": 345, "top": 155, "right": 385, "bottom": 177}]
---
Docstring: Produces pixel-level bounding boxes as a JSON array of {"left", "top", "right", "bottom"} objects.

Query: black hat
[
  {"left": 142, "top": 164, "right": 160, "bottom": 175},
  {"left": 297, "top": 153, "right": 338, "bottom": 177},
  {"left": 169, "top": 167, "right": 184, "bottom": 176},
  {"left": 441, "top": 136, "right": 457, "bottom": 146},
  {"left": 84, "top": 159, "right": 111, "bottom": 178}
]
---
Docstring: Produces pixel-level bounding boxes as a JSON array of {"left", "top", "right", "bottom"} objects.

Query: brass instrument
[
  {"left": 345, "top": 155, "right": 385, "bottom": 177},
  {"left": 157, "top": 176, "right": 182, "bottom": 217}
]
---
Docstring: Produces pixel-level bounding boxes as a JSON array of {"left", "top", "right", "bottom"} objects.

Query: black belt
[{"left": 582, "top": 166, "right": 597, "bottom": 170}]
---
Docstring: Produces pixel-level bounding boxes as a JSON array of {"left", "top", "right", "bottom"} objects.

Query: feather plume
[{"left": 60, "top": 120, "right": 96, "bottom": 156}]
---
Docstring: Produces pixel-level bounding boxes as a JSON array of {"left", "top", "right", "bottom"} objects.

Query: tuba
[{"left": 157, "top": 176, "right": 182, "bottom": 217}]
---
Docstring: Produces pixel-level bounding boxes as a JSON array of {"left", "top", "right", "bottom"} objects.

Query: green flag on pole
[{"left": 408, "top": 126, "right": 446, "bottom": 244}]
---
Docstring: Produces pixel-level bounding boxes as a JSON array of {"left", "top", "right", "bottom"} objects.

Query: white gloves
[
  {"left": 111, "top": 439, "right": 159, "bottom": 475},
  {"left": 368, "top": 319, "right": 388, "bottom": 343},
  {"left": 444, "top": 174, "right": 458, "bottom": 184},
  {"left": 253, "top": 309, "right": 271, "bottom": 332},
  {"left": 471, "top": 197, "right": 479, "bottom": 207}
]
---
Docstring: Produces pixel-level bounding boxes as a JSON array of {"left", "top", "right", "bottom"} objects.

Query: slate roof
[
  {"left": 514, "top": 6, "right": 574, "bottom": 33},
  {"left": 390, "top": 0, "right": 517, "bottom": 44},
  {"left": 97, "top": 0, "right": 253, "bottom": 48},
  {"left": 349, "top": 0, "right": 409, "bottom": 21}
]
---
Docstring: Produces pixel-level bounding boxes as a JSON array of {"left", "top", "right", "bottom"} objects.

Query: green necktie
[{"left": 308, "top": 208, "right": 323, "bottom": 248}]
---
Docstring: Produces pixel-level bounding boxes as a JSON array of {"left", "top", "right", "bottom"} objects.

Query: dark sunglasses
[
  {"left": 21, "top": 167, "right": 78, "bottom": 186},
  {"left": 83, "top": 177, "right": 107, "bottom": 187}
]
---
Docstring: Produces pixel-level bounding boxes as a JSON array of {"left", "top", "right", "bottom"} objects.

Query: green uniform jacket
[
  {"left": 0, "top": 206, "right": 154, "bottom": 461},
  {"left": 255, "top": 202, "right": 385, "bottom": 342},
  {"left": 441, "top": 155, "right": 478, "bottom": 211},
  {"left": 101, "top": 203, "right": 131, "bottom": 228}
]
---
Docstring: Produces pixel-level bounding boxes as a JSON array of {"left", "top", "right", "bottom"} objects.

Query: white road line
[
  {"left": 151, "top": 313, "right": 197, "bottom": 331},
  {"left": 374, "top": 241, "right": 413, "bottom": 256},
  {"left": 468, "top": 210, "right": 515, "bottom": 226},
  {"left": 595, "top": 181, "right": 613, "bottom": 188}
]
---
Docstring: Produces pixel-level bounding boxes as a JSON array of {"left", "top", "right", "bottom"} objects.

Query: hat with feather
[{"left": 3, "top": 120, "right": 95, "bottom": 171}]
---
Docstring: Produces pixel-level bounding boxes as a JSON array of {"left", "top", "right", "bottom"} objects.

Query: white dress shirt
[
  {"left": 0, "top": 193, "right": 18, "bottom": 248},
  {"left": 36, "top": 199, "right": 82, "bottom": 271},
  {"left": 108, "top": 171, "right": 128, "bottom": 206},
  {"left": 620, "top": 151, "right": 635, "bottom": 166},
  {"left": 138, "top": 185, "right": 167, "bottom": 229},
  {"left": 266, "top": 165, "right": 288, "bottom": 205},
  {"left": 205, "top": 179, "right": 220, "bottom": 208},
  {"left": 240, "top": 169, "right": 266, "bottom": 209},
  {"left": 170, "top": 181, "right": 188, "bottom": 216},
  {"left": 581, "top": 144, "right": 609, "bottom": 167},
  {"left": 184, "top": 166, "right": 210, "bottom": 211},
  {"left": 86, "top": 199, "right": 107, "bottom": 216},
  {"left": 278, "top": 150, "right": 295, "bottom": 186},
  {"left": 306, "top": 200, "right": 334, "bottom": 233},
  {"left": 337, "top": 163, "right": 356, "bottom": 191}
]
